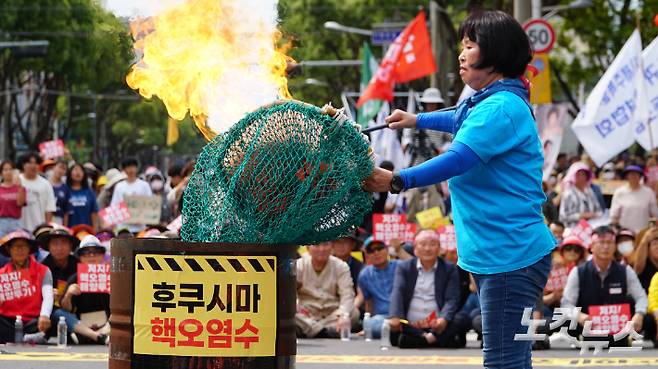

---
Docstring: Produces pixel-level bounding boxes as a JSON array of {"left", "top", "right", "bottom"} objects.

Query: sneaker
[
  {"left": 70, "top": 333, "right": 79, "bottom": 345},
  {"left": 23, "top": 332, "right": 46, "bottom": 344},
  {"left": 96, "top": 333, "right": 109, "bottom": 345}
]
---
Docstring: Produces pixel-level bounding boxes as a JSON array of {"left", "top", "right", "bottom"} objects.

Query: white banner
[
  {"left": 572, "top": 30, "right": 643, "bottom": 167},
  {"left": 371, "top": 102, "right": 408, "bottom": 171},
  {"left": 634, "top": 35, "right": 658, "bottom": 150},
  {"left": 536, "top": 104, "right": 569, "bottom": 180}
]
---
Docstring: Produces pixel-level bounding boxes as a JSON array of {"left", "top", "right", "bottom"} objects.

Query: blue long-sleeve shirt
[{"left": 399, "top": 109, "right": 480, "bottom": 190}]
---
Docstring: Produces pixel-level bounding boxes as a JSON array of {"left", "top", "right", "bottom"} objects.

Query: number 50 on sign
[{"left": 523, "top": 19, "right": 556, "bottom": 54}]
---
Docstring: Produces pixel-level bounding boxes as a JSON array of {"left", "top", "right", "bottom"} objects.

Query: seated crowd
[
  {"left": 295, "top": 222, "right": 658, "bottom": 350},
  {"left": 0, "top": 227, "right": 110, "bottom": 344}
]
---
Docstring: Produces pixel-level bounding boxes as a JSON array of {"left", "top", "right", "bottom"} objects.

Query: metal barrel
[{"left": 109, "top": 238, "right": 297, "bottom": 369}]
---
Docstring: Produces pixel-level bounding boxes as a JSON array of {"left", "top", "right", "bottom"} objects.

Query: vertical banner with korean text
[
  {"left": 634, "top": 35, "right": 658, "bottom": 150},
  {"left": 133, "top": 254, "right": 276, "bottom": 356},
  {"left": 572, "top": 30, "right": 643, "bottom": 167}
]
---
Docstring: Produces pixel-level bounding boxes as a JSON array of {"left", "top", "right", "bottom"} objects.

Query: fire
[{"left": 126, "top": 0, "right": 293, "bottom": 140}]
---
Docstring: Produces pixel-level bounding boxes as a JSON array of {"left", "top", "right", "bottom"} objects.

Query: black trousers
[
  {"left": 0, "top": 315, "right": 39, "bottom": 343},
  {"left": 390, "top": 311, "right": 471, "bottom": 348}
]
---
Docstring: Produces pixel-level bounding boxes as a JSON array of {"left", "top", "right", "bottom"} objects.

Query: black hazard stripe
[
  {"left": 146, "top": 256, "right": 162, "bottom": 271},
  {"left": 139, "top": 256, "right": 274, "bottom": 272}
]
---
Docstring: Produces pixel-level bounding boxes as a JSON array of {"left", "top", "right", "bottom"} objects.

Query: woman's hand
[
  {"left": 385, "top": 109, "right": 417, "bottom": 129},
  {"left": 66, "top": 283, "right": 81, "bottom": 296},
  {"left": 363, "top": 167, "right": 393, "bottom": 193}
]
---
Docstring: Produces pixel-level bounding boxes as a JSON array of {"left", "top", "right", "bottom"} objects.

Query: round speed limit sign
[{"left": 523, "top": 19, "right": 555, "bottom": 54}]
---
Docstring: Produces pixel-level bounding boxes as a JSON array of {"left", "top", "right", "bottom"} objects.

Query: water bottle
[
  {"left": 380, "top": 319, "right": 390, "bottom": 350},
  {"left": 14, "top": 315, "right": 23, "bottom": 344},
  {"left": 57, "top": 316, "right": 67, "bottom": 348},
  {"left": 340, "top": 312, "right": 351, "bottom": 341},
  {"left": 363, "top": 313, "right": 373, "bottom": 342}
]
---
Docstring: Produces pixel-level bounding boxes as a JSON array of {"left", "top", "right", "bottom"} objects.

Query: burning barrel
[{"left": 109, "top": 237, "right": 297, "bottom": 369}]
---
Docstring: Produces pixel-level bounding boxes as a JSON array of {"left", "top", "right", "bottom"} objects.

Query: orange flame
[{"left": 126, "top": 0, "right": 293, "bottom": 140}]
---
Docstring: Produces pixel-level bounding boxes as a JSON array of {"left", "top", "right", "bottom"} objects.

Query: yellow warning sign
[{"left": 133, "top": 254, "right": 276, "bottom": 357}]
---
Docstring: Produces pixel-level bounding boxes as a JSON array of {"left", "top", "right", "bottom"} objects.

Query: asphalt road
[{"left": 1, "top": 336, "right": 658, "bottom": 369}]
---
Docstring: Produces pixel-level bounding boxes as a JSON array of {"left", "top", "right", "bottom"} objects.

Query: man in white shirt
[
  {"left": 295, "top": 243, "right": 357, "bottom": 338},
  {"left": 18, "top": 152, "right": 56, "bottom": 232},
  {"left": 110, "top": 158, "right": 152, "bottom": 233}
]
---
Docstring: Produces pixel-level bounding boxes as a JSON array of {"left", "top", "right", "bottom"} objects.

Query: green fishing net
[{"left": 180, "top": 100, "right": 374, "bottom": 244}]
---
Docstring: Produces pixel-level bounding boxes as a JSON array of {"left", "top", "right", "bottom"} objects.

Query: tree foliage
[
  {"left": 551, "top": 0, "right": 658, "bottom": 98},
  {"left": 0, "top": 0, "right": 205, "bottom": 166}
]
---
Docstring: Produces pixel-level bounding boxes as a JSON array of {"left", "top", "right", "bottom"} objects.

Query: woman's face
[
  {"left": 71, "top": 165, "right": 85, "bottom": 183},
  {"left": 649, "top": 239, "right": 658, "bottom": 261},
  {"left": 575, "top": 170, "right": 589, "bottom": 187},
  {"left": 562, "top": 244, "right": 584, "bottom": 263},
  {"left": 9, "top": 240, "right": 31, "bottom": 265},
  {"left": 1, "top": 163, "right": 14, "bottom": 182},
  {"left": 458, "top": 36, "right": 494, "bottom": 90},
  {"left": 53, "top": 162, "right": 67, "bottom": 178}
]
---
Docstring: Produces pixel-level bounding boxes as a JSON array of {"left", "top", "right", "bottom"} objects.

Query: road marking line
[{"left": 0, "top": 352, "right": 657, "bottom": 366}]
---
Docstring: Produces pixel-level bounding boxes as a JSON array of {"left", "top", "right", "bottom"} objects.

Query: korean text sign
[
  {"left": 0, "top": 270, "right": 35, "bottom": 302},
  {"left": 589, "top": 303, "right": 631, "bottom": 335},
  {"left": 133, "top": 254, "right": 276, "bottom": 356},
  {"left": 77, "top": 263, "right": 110, "bottom": 293},
  {"left": 372, "top": 213, "right": 416, "bottom": 243}
]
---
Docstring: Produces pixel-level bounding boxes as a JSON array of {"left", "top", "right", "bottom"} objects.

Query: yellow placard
[
  {"left": 415, "top": 207, "right": 449, "bottom": 230},
  {"left": 529, "top": 53, "right": 552, "bottom": 105},
  {"left": 592, "top": 179, "right": 626, "bottom": 196},
  {"left": 133, "top": 254, "right": 276, "bottom": 357}
]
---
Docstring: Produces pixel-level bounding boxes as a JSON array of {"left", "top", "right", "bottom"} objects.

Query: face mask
[
  {"left": 151, "top": 179, "right": 164, "bottom": 192},
  {"left": 617, "top": 241, "right": 634, "bottom": 256}
]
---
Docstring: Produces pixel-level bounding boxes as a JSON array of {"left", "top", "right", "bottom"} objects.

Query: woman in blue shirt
[
  {"left": 63, "top": 163, "right": 99, "bottom": 231},
  {"left": 364, "top": 10, "right": 556, "bottom": 368}
]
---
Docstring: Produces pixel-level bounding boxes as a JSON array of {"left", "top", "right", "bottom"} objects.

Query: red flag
[{"left": 356, "top": 12, "right": 437, "bottom": 107}]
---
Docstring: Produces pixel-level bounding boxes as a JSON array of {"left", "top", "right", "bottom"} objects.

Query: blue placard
[{"left": 371, "top": 29, "right": 402, "bottom": 45}]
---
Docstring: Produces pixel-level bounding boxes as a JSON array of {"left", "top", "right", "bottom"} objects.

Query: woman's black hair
[
  {"left": 66, "top": 162, "right": 90, "bottom": 189},
  {"left": 458, "top": 10, "right": 532, "bottom": 78}
]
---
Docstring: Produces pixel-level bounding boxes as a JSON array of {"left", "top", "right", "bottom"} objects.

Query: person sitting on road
[
  {"left": 40, "top": 226, "right": 80, "bottom": 309},
  {"left": 295, "top": 243, "right": 357, "bottom": 338},
  {"left": 354, "top": 237, "right": 399, "bottom": 338},
  {"left": 54, "top": 235, "right": 109, "bottom": 345},
  {"left": 388, "top": 230, "right": 469, "bottom": 348},
  {"left": 0, "top": 230, "right": 53, "bottom": 343},
  {"left": 330, "top": 233, "right": 364, "bottom": 294},
  {"left": 562, "top": 226, "right": 647, "bottom": 346}
]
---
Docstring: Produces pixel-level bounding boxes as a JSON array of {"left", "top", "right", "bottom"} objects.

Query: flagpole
[{"left": 361, "top": 104, "right": 458, "bottom": 134}]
